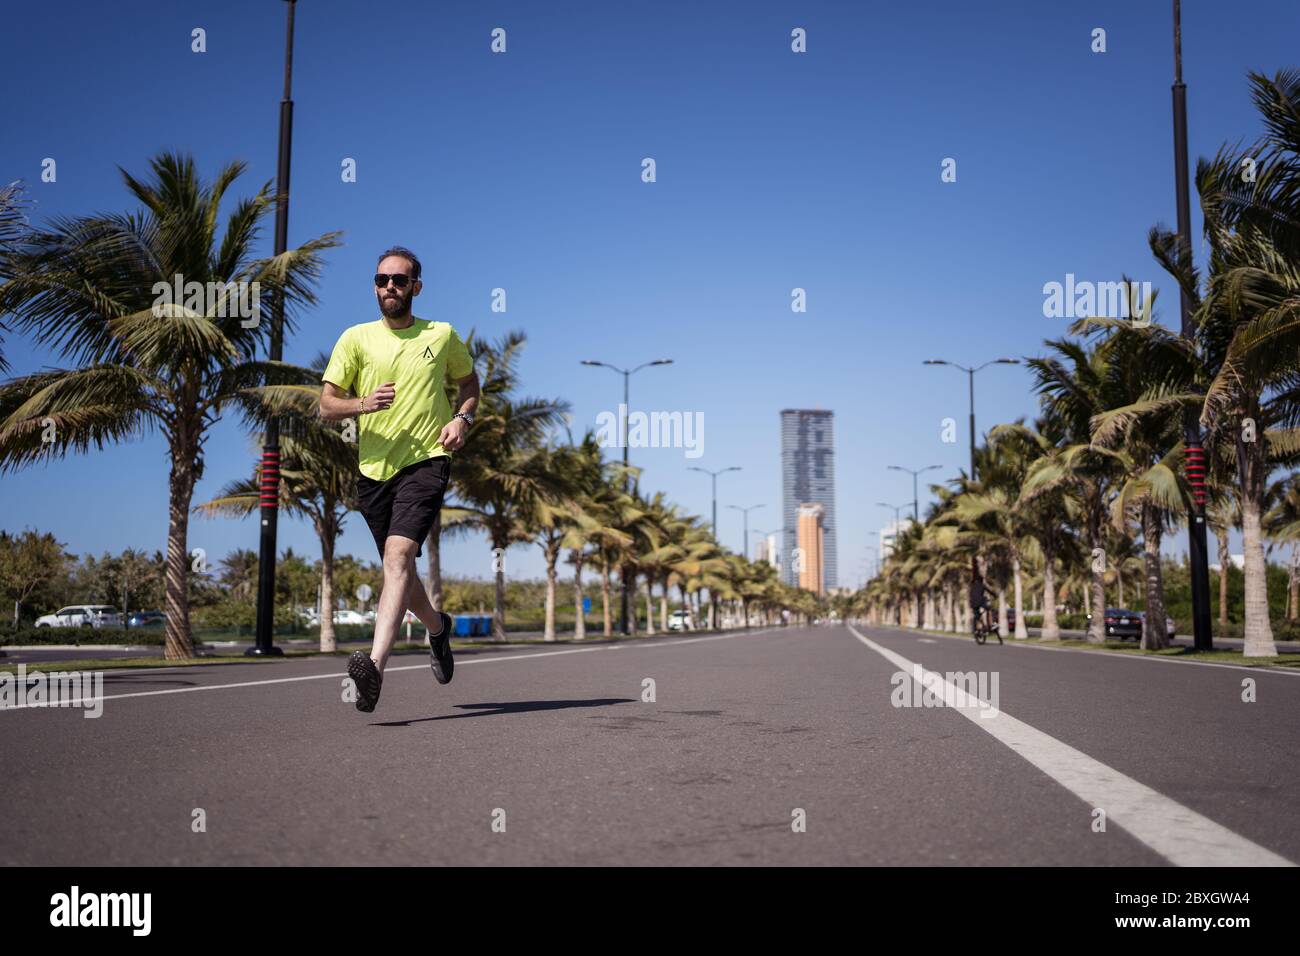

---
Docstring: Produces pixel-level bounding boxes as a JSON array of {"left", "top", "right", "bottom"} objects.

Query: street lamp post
[
  {"left": 923, "top": 358, "right": 1019, "bottom": 482},
  {"left": 250, "top": 0, "right": 298, "bottom": 658},
  {"left": 1170, "top": 0, "right": 1213, "bottom": 651},
  {"left": 580, "top": 357, "right": 673, "bottom": 634},
  {"left": 728, "top": 503, "right": 765, "bottom": 557},
  {"left": 887, "top": 464, "right": 943, "bottom": 524},
  {"left": 689, "top": 466, "right": 741, "bottom": 541}
]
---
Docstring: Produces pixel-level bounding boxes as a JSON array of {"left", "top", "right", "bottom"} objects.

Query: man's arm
[
  {"left": 437, "top": 371, "right": 481, "bottom": 452},
  {"left": 319, "top": 380, "right": 395, "bottom": 422}
]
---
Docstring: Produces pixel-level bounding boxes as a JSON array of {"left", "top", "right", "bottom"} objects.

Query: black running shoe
[
  {"left": 429, "top": 611, "right": 454, "bottom": 685},
  {"left": 347, "top": 651, "right": 383, "bottom": 712}
]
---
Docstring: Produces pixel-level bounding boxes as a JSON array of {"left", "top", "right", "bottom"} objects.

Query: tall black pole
[
  {"left": 250, "top": 0, "right": 296, "bottom": 657},
  {"left": 1172, "top": 0, "right": 1213, "bottom": 650},
  {"left": 968, "top": 367, "right": 976, "bottom": 482},
  {"left": 620, "top": 368, "right": 630, "bottom": 634}
]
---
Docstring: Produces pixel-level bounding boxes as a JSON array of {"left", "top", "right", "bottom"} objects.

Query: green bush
[{"left": 0, "top": 625, "right": 165, "bottom": 646}]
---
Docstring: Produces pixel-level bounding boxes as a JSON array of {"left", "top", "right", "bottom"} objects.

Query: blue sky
[{"left": 2, "top": 0, "right": 1297, "bottom": 587}]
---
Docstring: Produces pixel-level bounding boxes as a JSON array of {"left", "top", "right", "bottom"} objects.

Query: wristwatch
[{"left": 452, "top": 411, "right": 473, "bottom": 427}]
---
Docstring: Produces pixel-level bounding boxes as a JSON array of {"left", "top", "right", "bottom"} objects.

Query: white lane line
[
  {"left": 0, "top": 628, "right": 782, "bottom": 710},
  {"left": 846, "top": 624, "right": 1296, "bottom": 867},
  {"left": 873, "top": 624, "right": 1300, "bottom": 678}
]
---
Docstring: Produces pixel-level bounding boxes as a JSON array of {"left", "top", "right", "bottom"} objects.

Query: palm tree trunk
[
  {"left": 643, "top": 576, "right": 656, "bottom": 635},
  {"left": 319, "top": 527, "right": 336, "bottom": 653},
  {"left": 601, "top": 559, "right": 612, "bottom": 636},
  {"left": 1217, "top": 525, "right": 1231, "bottom": 627},
  {"left": 1140, "top": 502, "right": 1168, "bottom": 650},
  {"left": 163, "top": 460, "right": 197, "bottom": 660},
  {"left": 572, "top": 550, "right": 586, "bottom": 640},
  {"left": 1088, "top": 562, "right": 1106, "bottom": 644},
  {"left": 659, "top": 575, "right": 670, "bottom": 631},
  {"left": 1012, "top": 554, "right": 1028, "bottom": 639},
  {"left": 1289, "top": 545, "right": 1299, "bottom": 622},
  {"left": 1041, "top": 554, "right": 1060, "bottom": 641},
  {"left": 996, "top": 586, "right": 1008, "bottom": 637},
  {"left": 1240, "top": 489, "right": 1278, "bottom": 656},
  {"left": 543, "top": 545, "right": 558, "bottom": 642},
  {"left": 424, "top": 512, "right": 443, "bottom": 612},
  {"left": 492, "top": 539, "right": 507, "bottom": 641}
]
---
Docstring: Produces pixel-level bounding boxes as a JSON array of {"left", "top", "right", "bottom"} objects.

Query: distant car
[
  {"left": 363, "top": 609, "right": 376, "bottom": 623},
  {"left": 333, "top": 609, "right": 368, "bottom": 626},
  {"left": 1086, "top": 608, "right": 1142, "bottom": 639},
  {"left": 34, "top": 605, "right": 122, "bottom": 628},
  {"left": 667, "top": 610, "right": 692, "bottom": 632},
  {"left": 126, "top": 610, "right": 165, "bottom": 628}
]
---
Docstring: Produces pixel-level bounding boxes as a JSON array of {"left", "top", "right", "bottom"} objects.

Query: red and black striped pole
[
  {"left": 249, "top": 0, "right": 297, "bottom": 657},
  {"left": 1172, "top": 0, "right": 1214, "bottom": 651}
]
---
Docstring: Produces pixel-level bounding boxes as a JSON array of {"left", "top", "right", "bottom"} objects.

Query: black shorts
[{"left": 355, "top": 456, "right": 452, "bottom": 559}]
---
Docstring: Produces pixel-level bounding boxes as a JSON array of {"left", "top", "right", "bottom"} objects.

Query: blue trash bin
[
  {"left": 454, "top": 615, "right": 472, "bottom": 637},
  {"left": 473, "top": 615, "right": 490, "bottom": 636}
]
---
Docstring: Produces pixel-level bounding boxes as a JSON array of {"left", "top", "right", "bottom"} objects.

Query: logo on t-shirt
[{"left": 422, "top": 345, "right": 435, "bottom": 361}]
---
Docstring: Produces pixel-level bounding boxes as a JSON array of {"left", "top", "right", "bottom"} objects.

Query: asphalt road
[{"left": 2, "top": 623, "right": 1297, "bottom": 866}]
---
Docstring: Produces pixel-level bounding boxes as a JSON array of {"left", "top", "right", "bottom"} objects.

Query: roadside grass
[{"left": 903, "top": 626, "right": 1300, "bottom": 668}]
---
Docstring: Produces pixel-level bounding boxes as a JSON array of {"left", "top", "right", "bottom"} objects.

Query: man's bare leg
[
  {"left": 405, "top": 574, "right": 446, "bottom": 639},
  {"left": 370, "top": 535, "right": 420, "bottom": 673}
]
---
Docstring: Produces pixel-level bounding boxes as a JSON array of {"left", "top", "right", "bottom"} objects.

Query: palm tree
[
  {"left": 0, "top": 180, "right": 32, "bottom": 373},
  {"left": 0, "top": 152, "right": 339, "bottom": 658},
  {"left": 1022, "top": 339, "right": 1129, "bottom": 643},
  {"left": 1095, "top": 72, "right": 1300, "bottom": 656}
]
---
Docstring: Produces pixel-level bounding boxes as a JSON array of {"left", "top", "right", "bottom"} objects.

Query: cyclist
[{"left": 969, "top": 571, "right": 1001, "bottom": 645}]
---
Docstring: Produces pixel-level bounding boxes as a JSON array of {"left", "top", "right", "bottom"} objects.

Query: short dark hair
[{"left": 377, "top": 246, "right": 421, "bottom": 281}]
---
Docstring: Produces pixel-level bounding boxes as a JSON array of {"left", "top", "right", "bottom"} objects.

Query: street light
[
  {"left": 581, "top": 357, "right": 673, "bottom": 634},
  {"left": 250, "top": 0, "right": 298, "bottom": 658},
  {"left": 690, "top": 466, "right": 741, "bottom": 541},
  {"left": 1170, "top": 0, "right": 1212, "bottom": 651},
  {"left": 887, "top": 464, "right": 943, "bottom": 524},
  {"left": 727, "top": 503, "right": 765, "bottom": 556},
  {"left": 922, "top": 358, "right": 1019, "bottom": 482},
  {"left": 876, "top": 501, "right": 906, "bottom": 532}
]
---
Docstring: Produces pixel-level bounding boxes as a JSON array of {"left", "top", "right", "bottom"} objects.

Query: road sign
[{"left": 356, "top": 584, "right": 373, "bottom": 603}]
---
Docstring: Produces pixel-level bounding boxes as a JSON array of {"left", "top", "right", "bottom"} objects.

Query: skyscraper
[{"left": 780, "top": 409, "right": 837, "bottom": 589}]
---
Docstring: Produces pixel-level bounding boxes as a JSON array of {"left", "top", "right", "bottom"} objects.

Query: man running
[{"left": 319, "top": 246, "right": 480, "bottom": 712}]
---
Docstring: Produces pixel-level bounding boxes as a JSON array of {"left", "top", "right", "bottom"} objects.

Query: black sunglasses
[{"left": 374, "top": 273, "right": 414, "bottom": 289}]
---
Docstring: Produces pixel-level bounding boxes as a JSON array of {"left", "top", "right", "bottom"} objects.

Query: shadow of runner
[{"left": 372, "top": 697, "right": 635, "bottom": 726}]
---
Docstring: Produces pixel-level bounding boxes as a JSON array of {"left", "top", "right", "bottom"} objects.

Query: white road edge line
[
  {"left": 882, "top": 625, "right": 1300, "bottom": 677},
  {"left": 846, "top": 623, "right": 1296, "bottom": 867},
  {"left": 0, "top": 627, "right": 778, "bottom": 711}
]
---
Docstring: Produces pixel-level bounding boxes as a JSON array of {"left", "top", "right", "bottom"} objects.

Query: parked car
[
  {"left": 1084, "top": 608, "right": 1143, "bottom": 639},
  {"left": 34, "top": 605, "right": 122, "bottom": 628},
  {"left": 667, "top": 610, "right": 693, "bottom": 632},
  {"left": 126, "top": 610, "right": 165, "bottom": 628},
  {"left": 333, "top": 609, "right": 368, "bottom": 626}
]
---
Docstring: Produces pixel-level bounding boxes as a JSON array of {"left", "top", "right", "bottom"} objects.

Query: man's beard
[{"left": 379, "top": 289, "right": 412, "bottom": 318}]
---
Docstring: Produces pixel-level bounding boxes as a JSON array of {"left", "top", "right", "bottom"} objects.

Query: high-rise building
[
  {"left": 753, "top": 533, "right": 779, "bottom": 570},
  {"left": 780, "top": 409, "right": 837, "bottom": 588},
  {"left": 797, "top": 503, "right": 826, "bottom": 595}
]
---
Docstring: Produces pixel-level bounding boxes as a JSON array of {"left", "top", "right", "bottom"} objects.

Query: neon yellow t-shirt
[{"left": 322, "top": 317, "right": 474, "bottom": 481}]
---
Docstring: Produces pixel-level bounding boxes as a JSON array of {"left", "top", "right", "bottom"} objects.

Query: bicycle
[{"left": 972, "top": 605, "right": 1002, "bottom": 645}]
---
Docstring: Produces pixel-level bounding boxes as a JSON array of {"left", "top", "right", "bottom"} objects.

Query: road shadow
[{"left": 373, "top": 697, "right": 636, "bottom": 726}]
